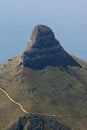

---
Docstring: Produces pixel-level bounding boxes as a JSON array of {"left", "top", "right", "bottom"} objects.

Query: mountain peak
[
  {"left": 30, "top": 25, "right": 55, "bottom": 48},
  {"left": 22, "top": 25, "right": 81, "bottom": 69}
]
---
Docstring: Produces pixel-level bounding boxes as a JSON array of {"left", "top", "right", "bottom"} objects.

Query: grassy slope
[
  {"left": 0, "top": 55, "right": 87, "bottom": 130},
  {"left": 0, "top": 91, "right": 24, "bottom": 130}
]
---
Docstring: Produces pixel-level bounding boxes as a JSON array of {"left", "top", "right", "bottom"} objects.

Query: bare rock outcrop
[
  {"left": 22, "top": 25, "right": 81, "bottom": 69},
  {"left": 8, "top": 115, "right": 71, "bottom": 130}
]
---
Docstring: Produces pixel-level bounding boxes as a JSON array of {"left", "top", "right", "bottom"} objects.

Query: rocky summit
[{"left": 22, "top": 25, "right": 80, "bottom": 69}]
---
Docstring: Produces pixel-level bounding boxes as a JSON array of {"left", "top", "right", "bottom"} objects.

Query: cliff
[{"left": 22, "top": 25, "right": 81, "bottom": 69}]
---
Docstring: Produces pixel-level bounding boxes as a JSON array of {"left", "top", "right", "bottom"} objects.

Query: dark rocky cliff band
[
  {"left": 8, "top": 115, "right": 71, "bottom": 130},
  {"left": 22, "top": 25, "right": 81, "bottom": 69}
]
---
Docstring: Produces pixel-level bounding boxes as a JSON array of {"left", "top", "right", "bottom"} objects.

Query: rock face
[
  {"left": 22, "top": 25, "right": 81, "bottom": 69},
  {"left": 8, "top": 115, "right": 71, "bottom": 130}
]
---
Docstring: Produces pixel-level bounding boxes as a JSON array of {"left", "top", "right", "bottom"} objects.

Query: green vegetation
[{"left": 0, "top": 55, "right": 87, "bottom": 130}]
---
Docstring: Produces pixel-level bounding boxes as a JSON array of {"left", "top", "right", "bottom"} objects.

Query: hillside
[{"left": 0, "top": 25, "right": 87, "bottom": 130}]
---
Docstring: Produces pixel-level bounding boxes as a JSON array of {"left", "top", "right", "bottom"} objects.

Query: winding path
[
  {"left": 0, "top": 88, "right": 28, "bottom": 114},
  {"left": 0, "top": 87, "right": 73, "bottom": 117},
  {"left": 0, "top": 87, "right": 79, "bottom": 130},
  {"left": 0, "top": 87, "right": 85, "bottom": 120}
]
